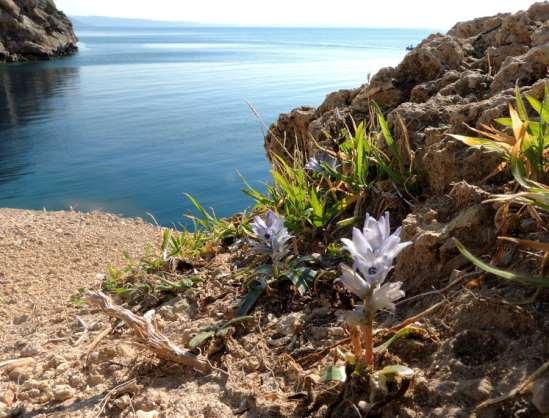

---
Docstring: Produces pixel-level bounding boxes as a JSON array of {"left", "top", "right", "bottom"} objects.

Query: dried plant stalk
[{"left": 85, "top": 291, "right": 211, "bottom": 373}]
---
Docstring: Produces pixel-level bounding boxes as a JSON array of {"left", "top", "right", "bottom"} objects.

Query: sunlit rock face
[{"left": 0, "top": 0, "right": 77, "bottom": 62}]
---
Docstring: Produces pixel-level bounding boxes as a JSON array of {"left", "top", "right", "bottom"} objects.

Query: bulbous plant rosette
[
  {"left": 337, "top": 212, "right": 412, "bottom": 368},
  {"left": 250, "top": 210, "right": 292, "bottom": 265}
]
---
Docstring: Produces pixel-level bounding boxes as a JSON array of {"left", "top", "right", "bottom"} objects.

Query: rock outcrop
[
  {"left": 265, "top": 1, "right": 549, "bottom": 195},
  {"left": 0, "top": 0, "right": 77, "bottom": 62}
]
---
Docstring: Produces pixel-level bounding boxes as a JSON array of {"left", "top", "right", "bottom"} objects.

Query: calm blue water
[{"left": 0, "top": 26, "right": 428, "bottom": 226}]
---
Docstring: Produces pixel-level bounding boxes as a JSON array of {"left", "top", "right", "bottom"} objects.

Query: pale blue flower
[
  {"left": 369, "top": 281, "right": 405, "bottom": 312},
  {"left": 341, "top": 212, "right": 411, "bottom": 286},
  {"left": 251, "top": 210, "right": 284, "bottom": 241},
  {"left": 337, "top": 263, "right": 370, "bottom": 299},
  {"left": 336, "top": 264, "right": 405, "bottom": 313},
  {"left": 251, "top": 210, "right": 292, "bottom": 261},
  {"left": 305, "top": 153, "right": 339, "bottom": 173}
]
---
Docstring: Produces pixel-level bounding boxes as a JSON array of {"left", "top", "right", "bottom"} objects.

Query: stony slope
[{"left": 0, "top": 0, "right": 77, "bottom": 62}]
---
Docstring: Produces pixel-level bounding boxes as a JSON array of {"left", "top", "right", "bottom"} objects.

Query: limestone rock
[
  {"left": 491, "top": 44, "right": 549, "bottom": 93},
  {"left": 264, "top": 107, "right": 316, "bottom": 161},
  {"left": 135, "top": 410, "right": 160, "bottom": 418},
  {"left": 0, "top": 0, "right": 77, "bottom": 62},
  {"left": 528, "top": 1, "right": 549, "bottom": 21},
  {"left": 264, "top": 2, "right": 549, "bottom": 196},
  {"left": 317, "top": 88, "right": 359, "bottom": 114},
  {"left": 53, "top": 384, "right": 74, "bottom": 402}
]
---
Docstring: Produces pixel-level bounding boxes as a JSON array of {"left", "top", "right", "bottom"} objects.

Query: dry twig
[
  {"left": 94, "top": 378, "right": 139, "bottom": 417},
  {"left": 476, "top": 361, "right": 549, "bottom": 409},
  {"left": 82, "top": 322, "right": 115, "bottom": 365},
  {"left": 389, "top": 299, "right": 447, "bottom": 332},
  {"left": 85, "top": 291, "right": 211, "bottom": 373},
  {"left": 0, "top": 357, "right": 35, "bottom": 373}
]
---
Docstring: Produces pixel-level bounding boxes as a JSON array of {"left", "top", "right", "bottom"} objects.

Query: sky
[{"left": 56, "top": 0, "right": 538, "bottom": 29}]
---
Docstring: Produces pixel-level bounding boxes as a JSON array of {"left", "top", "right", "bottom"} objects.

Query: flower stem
[
  {"left": 272, "top": 260, "right": 279, "bottom": 281},
  {"left": 361, "top": 311, "right": 374, "bottom": 368},
  {"left": 350, "top": 325, "right": 362, "bottom": 361}
]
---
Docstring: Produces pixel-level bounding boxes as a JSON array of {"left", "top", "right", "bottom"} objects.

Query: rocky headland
[
  {"left": 0, "top": 3, "right": 548, "bottom": 418},
  {"left": 0, "top": 0, "right": 77, "bottom": 62}
]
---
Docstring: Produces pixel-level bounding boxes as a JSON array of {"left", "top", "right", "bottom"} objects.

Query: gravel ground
[{"left": 0, "top": 208, "right": 160, "bottom": 358}]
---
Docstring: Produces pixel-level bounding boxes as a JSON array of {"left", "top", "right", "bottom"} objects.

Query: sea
[{"left": 0, "top": 25, "right": 430, "bottom": 226}]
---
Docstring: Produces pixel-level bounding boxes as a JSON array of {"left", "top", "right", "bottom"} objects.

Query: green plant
[
  {"left": 243, "top": 107, "right": 417, "bottom": 236},
  {"left": 101, "top": 230, "right": 205, "bottom": 308},
  {"left": 161, "top": 228, "right": 209, "bottom": 261},
  {"left": 189, "top": 316, "right": 254, "bottom": 349},
  {"left": 242, "top": 156, "right": 348, "bottom": 233},
  {"left": 185, "top": 193, "right": 252, "bottom": 240},
  {"left": 235, "top": 211, "right": 318, "bottom": 315},
  {"left": 485, "top": 148, "right": 549, "bottom": 212},
  {"left": 450, "top": 85, "right": 548, "bottom": 182},
  {"left": 236, "top": 258, "right": 318, "bottom": 316}
]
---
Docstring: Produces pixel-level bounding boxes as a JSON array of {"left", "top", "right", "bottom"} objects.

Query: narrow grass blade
[{"left": 454, "top": 239, "right": 549, "bottom": 288}]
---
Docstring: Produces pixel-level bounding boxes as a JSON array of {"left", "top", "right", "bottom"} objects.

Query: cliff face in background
[
  {"left": 0, "top": 0, "right": 77, "bottom": 62},
  {"left": 266, "top": 1, "right": 549, "bottom": 195}
]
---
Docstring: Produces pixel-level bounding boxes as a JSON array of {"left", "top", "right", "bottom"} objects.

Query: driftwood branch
[{"left": 85, "top": 291, "right": 211, "bottom": 373}]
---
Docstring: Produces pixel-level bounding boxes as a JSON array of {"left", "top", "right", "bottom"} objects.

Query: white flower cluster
[
  {"left": 338, "top": 212, "right": 411, "bottom": 322},
  {"left": 250, "top": 210, "right": 292, "bottom": 261}
]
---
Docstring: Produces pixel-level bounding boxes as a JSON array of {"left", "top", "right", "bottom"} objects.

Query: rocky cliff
[
  {"left": 266, "top": 1, "right": 549, "bottom": 196},
  {"left": 0, "top": 0, "right": 77, "bottom": 62}
]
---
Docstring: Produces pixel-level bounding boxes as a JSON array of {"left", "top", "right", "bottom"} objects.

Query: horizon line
[{"left": 70, "top": 15, "right": 442, "bottom": 31}]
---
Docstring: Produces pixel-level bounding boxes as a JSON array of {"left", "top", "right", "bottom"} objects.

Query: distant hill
[{"left": 71, "top": 16, "right": 201, "bottom": 28}]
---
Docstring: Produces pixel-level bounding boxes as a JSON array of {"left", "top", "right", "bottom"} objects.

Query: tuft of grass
[
  {"left": 451, "top": 89, "right": 548, "bottom": 289},
  {"left": 242, "top": 106, "right": 418, "bottom": 236},
  {"left": 450, "top": 85, "right": 548, "bottom": 183},
  {"left": 184, "top": 193, "right": 252, "bottom": 241},
  {"left": 101, "top": 228, "right": 208, "bottom": 309}
]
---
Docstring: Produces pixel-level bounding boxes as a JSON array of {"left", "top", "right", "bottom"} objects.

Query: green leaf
[
  {"left": 184, "top": 193, "right": 214, "bottom": 229},
  {"left": 449, "top": 134, "right": 510, "bottom": 154},
  {"left": 374, "top": 104, "right": 404, "bottom": 175},
  {"left": 189, "top": 330, "right": 216, "bottom": 349},
  {"left": 515, "top": 85, "right": 528, "bottom": 121},
  {"left": 283, "top": 267, "right": 317, "bottom": 296},
  {"left": 374, "top": 326, "right": 420, "bottom": 353},
  {"left": 322, "top": 365, "right": 347, "bottom": 382},
  {"left": 161, "top": 229, "right": 171, "bottom": 252},
  {"left": 495, "top": 117, "right": 512, "bottom": 127},
  {"left": 526, "top": 94, "right": 549, "bottom": 123},
  {"left": 309, "top": 188, "right": 325, "bottom": 227},
  {"left": 237, "top": 277, "right": 268, "bottom": 316},
  {"left": 220, "top": 315, "right": 254, "bottom": 330},
  {"left": 454, "top": 239, "right": 549, "bottom": 288},
  {"left": 189, "top": 316, "right": 254, "bottom": 349},
  {"left": 379, "top": 365, "right": 415, "bottom": 379}
]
